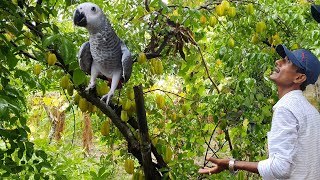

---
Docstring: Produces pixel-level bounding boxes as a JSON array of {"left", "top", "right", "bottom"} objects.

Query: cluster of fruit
[
  {"left": 120, "top": 90, "right": 136, "bottom": 121},
  {"left": 138, "top": 52, "right": 164, "bottom": 75},
  {"left": 74, "top": 94, "right": 96, "bottom": 113},
  {"left": 150, "top": 58, "right": 164, "bottom": 75}
]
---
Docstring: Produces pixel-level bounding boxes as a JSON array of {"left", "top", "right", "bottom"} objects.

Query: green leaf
[
  {"left": 36, "top": 150, "right": 47, "bottom": 160},
  {"left": 90, "top": 171, "right": 98, "bottom": 178},
  {"left": 262, "top": 106, "right": 272, "bottom": 117},
  {"left": 0, "top": 98, "right": 9, "bottom": 118},
  {"left": 42, "top": 35, "right": 59, "bottom": 47},
  {"left": 73, "top": 69, "right": 86, "bottom": 87},
  {"left": 14, "top": 70, "right": 36, "bottom": 88},
  {"left": 98, "top": 166, "right": 106, "bottom": 177},
  {"left": 59, "top": 37, "right": 76, "bottom": 65}
]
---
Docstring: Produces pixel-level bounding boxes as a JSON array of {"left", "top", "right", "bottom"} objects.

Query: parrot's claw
[
  {"left": 101, "top": 91, "right": 114, "bottom": 105},
  {"left": 85, "top": 84, "right": 96, "bottom": 92}
]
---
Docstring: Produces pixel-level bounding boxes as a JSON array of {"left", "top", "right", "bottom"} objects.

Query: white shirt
[{"left": 258, "top": 90, "right": 320, "bottom": 180}]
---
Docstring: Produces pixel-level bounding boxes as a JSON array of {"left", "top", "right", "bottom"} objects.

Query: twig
[
  {"left": 197, "top": 46, "right": 220, "bottom": 93},
  {"left": 144, "top": 88, "right": 191, "bottom": 101}
]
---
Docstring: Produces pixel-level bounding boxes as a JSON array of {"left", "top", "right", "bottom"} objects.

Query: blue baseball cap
[
  {"left": 276, "top": 44, "right": 320, "bottom": 85},
  {"left": 311, "top": 4, "right": 320, "bottom": 23}
]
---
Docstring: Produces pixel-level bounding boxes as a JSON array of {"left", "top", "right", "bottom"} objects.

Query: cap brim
[
  {"left": 275, "top": 44, "right": 304, "bottom": 69},
  {"left": 311, "top": 4, "right": 320, "bottom": 23}
]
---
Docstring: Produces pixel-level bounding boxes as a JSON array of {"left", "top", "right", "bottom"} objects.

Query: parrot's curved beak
[{"left": 74, "top": 9, "right": 87, "bottom": 27}]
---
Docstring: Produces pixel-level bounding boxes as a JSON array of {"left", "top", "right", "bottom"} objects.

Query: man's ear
[{"left": 294, "top": 73, "right": 307, "bottom": 84}]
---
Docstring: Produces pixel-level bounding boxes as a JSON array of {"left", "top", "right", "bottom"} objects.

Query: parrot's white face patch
[{"left": 75, "top": 2, "right": 103, "bottom": 27}]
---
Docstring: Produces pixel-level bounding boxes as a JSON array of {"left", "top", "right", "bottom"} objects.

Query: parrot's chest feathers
[{"left": 89, "top": 31, "right": 122, "bottom": 76}]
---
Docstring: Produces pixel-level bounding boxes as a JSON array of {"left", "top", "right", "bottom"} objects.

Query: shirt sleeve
[{"left": 258, "top": 106, "right": 298, "bottom": 179}]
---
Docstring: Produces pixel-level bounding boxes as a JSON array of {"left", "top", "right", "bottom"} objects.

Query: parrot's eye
[{"left": 91, "top": 7, "right": 96, "bottom": 12}]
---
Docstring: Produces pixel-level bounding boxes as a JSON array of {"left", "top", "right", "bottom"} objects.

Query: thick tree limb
[{"left": 134, "top": 85, "right": 161, "bottom": 179}]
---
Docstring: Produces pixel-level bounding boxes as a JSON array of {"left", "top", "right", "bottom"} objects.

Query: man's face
[{"left": 269, "top": 56, "right": 300, "bottom": 87}]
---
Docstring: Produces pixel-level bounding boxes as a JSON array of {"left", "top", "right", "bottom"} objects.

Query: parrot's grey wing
[
  {"left": 78, "top": 42, "right": 93, "bottom": 75},
  {"left": 120, "top": 40, "right": 133, "bottom": 83}
]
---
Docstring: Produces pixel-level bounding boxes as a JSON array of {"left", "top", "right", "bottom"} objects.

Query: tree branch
[
  {"left": 224, "top": 128, "right": 233, "bottom": 151},
  {"left": 134, "top": 85, "right": 161, "bottom": 179},
  {"left": 11, "top": 41, "right": 37, "bottom": 60},
  {"left": 145, "top": 0, "right": 150, "bottom": 12}
]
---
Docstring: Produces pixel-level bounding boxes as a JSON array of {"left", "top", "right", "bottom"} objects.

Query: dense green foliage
[{"left": 0, "top": 0, "right": 320, "bottom": 179}]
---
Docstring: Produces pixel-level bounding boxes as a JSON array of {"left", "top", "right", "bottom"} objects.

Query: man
[{"left": 198, "top": 44, "right": 320, "bottom": 179}]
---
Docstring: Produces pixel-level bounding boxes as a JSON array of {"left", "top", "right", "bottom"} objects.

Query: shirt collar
[{"left": 273, "top": 90, "right": 303, "bottom": 111}]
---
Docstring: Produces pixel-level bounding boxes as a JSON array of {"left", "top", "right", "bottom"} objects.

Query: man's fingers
[
  {"left": 198, "top": 167, "right": 212, "bottom": 174},
  {"left": 206, "top": 156, "right": 218, "bottom": 163}
]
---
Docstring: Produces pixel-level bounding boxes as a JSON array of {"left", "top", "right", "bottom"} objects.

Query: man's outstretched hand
[{"left": 198, "top": 157, "right": 229, "bottom": 175}]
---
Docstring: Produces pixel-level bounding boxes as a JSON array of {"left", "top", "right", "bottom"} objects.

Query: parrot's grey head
[{"left": 73, "top": 2, "right": 105, "bottom": 31}]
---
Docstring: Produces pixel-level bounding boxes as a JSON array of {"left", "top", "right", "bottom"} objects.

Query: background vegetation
[{"left": 0, "top": 0, "right": 319, "bottom": 179}]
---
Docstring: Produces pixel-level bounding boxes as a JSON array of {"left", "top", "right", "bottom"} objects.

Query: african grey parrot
[{"left": 73, "top": 2, "right": 132, "bottom": 104}]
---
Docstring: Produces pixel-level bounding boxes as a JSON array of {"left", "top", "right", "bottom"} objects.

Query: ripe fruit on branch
[
  {"left": 156, "top": 95, "right": 165, "bottom": 109},
  {"left": 12, "top": 0, "right": 18, "bottom": 5},
  {"left": 171, "top": 113, "right": 177, "bottom": 122},
  {"left": 216, "top": 5, "right": 225, "bottom": 16},
  {"left": 100, "top": 120, "right": 110, "bottom": 136},
  {"left": 228, "top": 38, "right": 235, "bottom": 48},
  {"left": 200, "top": 15, "right": 207, "bottom": 24},
  {"left": 121, "top": 110, "right": 129, "bottom": 122},
  {"left": 67, "top": 83, "right": 74, "bottom": 96},
  {"left": 272, "top": 33, "right": 281, "bottom": 45},
  {"left": 47, "top": 52, "right": 57, "bottom": 66},
  {"left": 137, "top": 52, "right": 146, "bottom": 64},
  {"left": 24, "top": 31, "right": 32, "bottom": 46},
  {"left": 4, "top": 32, "right": 14, "bottom": 41},
  {"left": 124, "top": 159, "right": 134, "bottom": 174},
  {"left": 251, "top": 33, "right": 259, "bottom": 44},
  {"left": 79, "top": 98, "right": 88, "bottom": 112},
  {"left": 173, "top": 9, "right": 179, "bottom": 16},
  {"left": 256, "top": 21, "right": 266, "bottom": 33},
  {"left": 127, "top": 89, "right": 134, "bottom": 100},
  {"left": 87, "top": 102, "right": 94, "bottom": 113},
  {"left": 216, "top": 59, "right": 222, "bottom": 66},
  {"left": 291, "top": 43, "right": 299, "bottom": 50},
  {"left": 228, "top": 7, "right": 236, "bottom": 18},
  {"left": 209, "top": 16, "right": 217, "bottom": 27},
  {"left": 182, "top": 103, "right": 190, "bottom": 115},
  {"left": 221, "top": 0, "right": 230, "bottom": 11},
  {"left": 74, "top": 93, "right": 81, "bottom": 104},
  {"left": 122, "top": 99, "right": 132, "bottom": 111},
  {"left": 246, "top": 3, "right": 254, "bottom": 15},
  {"left": 132, "top": 168, "right": 144, "bottom": 180},
  {"left": 60, "top": 75, "right": 70, "bottom": 89},
  {"left": 33, "top": 64, "right": 41, "bottom": 76}
]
